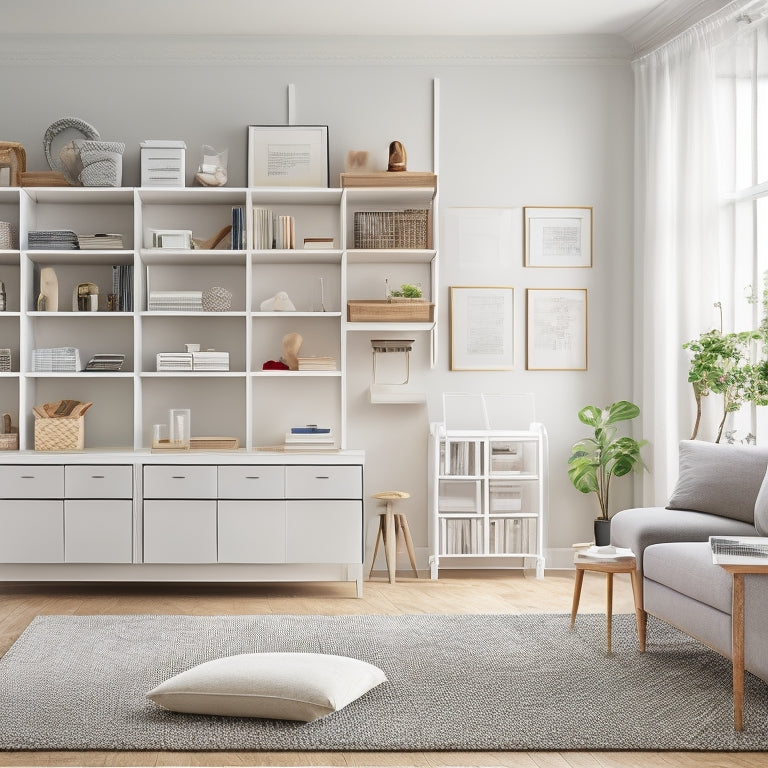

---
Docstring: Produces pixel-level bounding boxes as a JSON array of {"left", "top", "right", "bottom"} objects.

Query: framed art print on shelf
[
  {"left": 526, "top": 288, "right": 587, "bottom": 371},
  {"left": 450, "top": 286, "right": 515, "bottom": 371},
  {"left": 523, "top": 206, "right": 593, "bottom": 267},
  {"left": 247, "top": 125, "right": 329, "bottom": 187}
]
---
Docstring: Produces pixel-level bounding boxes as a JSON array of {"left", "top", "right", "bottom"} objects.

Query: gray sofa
[{"left": 611, "top": 440, "right": 768, "bottom": 683}]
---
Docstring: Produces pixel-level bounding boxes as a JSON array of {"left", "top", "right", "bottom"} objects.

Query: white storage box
[{"left": 140, "top": 140, "right": 186, "bottom": 187}]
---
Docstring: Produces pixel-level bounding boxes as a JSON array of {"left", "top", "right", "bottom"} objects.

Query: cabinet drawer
[
  {"left": 217, "top": 466, "right": 285, "bottom": 499},
  {"left": 285, "top": 465, "right": 362, "bottom": 499},
  {"left": 143, "top": 465, "right": 217, "bottom": 498},
  {"left": 0, "top": 465, "right": 64, "bottom": 498},
  {"left": 65, "top": 465, "right": 133, "bottom": 499}
]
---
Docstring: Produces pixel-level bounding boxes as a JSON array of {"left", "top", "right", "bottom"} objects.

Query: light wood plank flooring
[{"left": 0, "top": 569, "right": 762, "bottom": 768}]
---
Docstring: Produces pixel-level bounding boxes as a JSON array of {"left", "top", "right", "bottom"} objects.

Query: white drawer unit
[
  {"left": 65, "top": 465, "right": 133, "bottom": 499},
  {"left": 285, "top": 465, "right": 362, "bottom": 499},
  {"left": 64, "top": 500, "right": 133, "bottom": 563},
  {"left": 143, "top": 465, "right": 218, "bottom": 499},
  {"left": 0, "top": 500, "right": 63, "bottom": 562},
  {"left": 217, "top": 466, "right": 285, "bottom": 499},
  {"left": 0, "top": 465, "right": 64, "bottom": 499},
  {"left": 218, "top": 500, "right": 286, "bottom": 563},
  {"left": 143, "top": 500, "right": 218, "bottom": 563}
]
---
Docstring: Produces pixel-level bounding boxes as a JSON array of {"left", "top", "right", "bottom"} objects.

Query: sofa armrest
[{"left": 610, "top": 506, "right": 757, "bottom": 572}]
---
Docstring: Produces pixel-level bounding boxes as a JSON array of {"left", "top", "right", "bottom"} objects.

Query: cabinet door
[
  {"left": 0, "top": 500, "right": 64, "bottom": 562},
  {"left": 285, "top": 500, "right": 362, "bottom": 564},
  {"left": 218, "top": 500, "right": 286, "bottom": 563},
  {"left": 143, "top": 500, "right": 217, "bottom": 563},
  {"left": 64, "top": 500, "right": 133, "bottom": 563}
]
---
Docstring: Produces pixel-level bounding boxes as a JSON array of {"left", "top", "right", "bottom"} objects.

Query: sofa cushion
[
  {"left": 665, "top": 440, "right": 768, "bottom": 523},
  {"left": 610, "top": 506, "right": 756, "bottom": 567},
  {"left": 643, "top": 541, "right": 733, "bottom": 614},
  {"left": 754, "top": 467, "right": 768, "bottom": 536}
]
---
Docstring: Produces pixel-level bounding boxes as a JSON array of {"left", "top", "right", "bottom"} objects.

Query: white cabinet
[
  {"left": 429, "top": 423, "right": 548, "bottom": 579},
  {"left": 64, "top": 500, "right": 133, "bottom": 563},
  {"left": 0, "top": 500, "right": 63, "bottom": 562}
]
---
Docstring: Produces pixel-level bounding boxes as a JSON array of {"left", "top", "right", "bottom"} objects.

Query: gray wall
[{"left": 1, "top": 34, "right": 635, "bottom": 569}]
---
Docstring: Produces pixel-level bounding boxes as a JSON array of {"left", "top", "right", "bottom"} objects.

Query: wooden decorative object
[
  {"left": 0, "top": 142, "right": 26, "bottom": 186},
  {"left": 387, "top": 140, "right": 407, "bottom": 172},
  {"left": 347, "top": 299, "right": 434, "bottom": 323},
  {"left": 340, "top": 171, "right": 437, "bottom": 189}
]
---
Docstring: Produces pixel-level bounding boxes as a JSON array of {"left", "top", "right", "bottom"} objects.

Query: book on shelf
[
  {"left": 191, "top": 351, "right": 229, "bottom": 371},
  {"left": 284, "top": 430, "right": 335, "bottom": 444},
  {"left": 290, "top": 426, "right": 331, "bottom": 434},
  {"left": 297, "top": 356, "right": 337, "bottom": 371},
  {"left": 31, "top": 347, "right": 81, "bottom": 372},
  {"left": 148, "top": 291, "right": 203, "bottom": 312},
  {"left": 303, "top": 237, "right": 335, "bottom": 249},
  {"left": 111, "top": 264, "right": 133, "bottom": 312},
  {"left": 79, "top": 233, "right": 124, "bottom": 250},
  {"left": 85, "top": 353, "right": 125, "bottom": 372},
  {"left": 231, "top": 206, "right": 244, "bottom": 249},
  {"left": 156, "top": 352, "right": 193, "bottom": 371}
]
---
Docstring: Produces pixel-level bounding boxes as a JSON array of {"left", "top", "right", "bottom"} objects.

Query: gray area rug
[{"left": 0, "top": 613, "right": 767, "bottom": 751}]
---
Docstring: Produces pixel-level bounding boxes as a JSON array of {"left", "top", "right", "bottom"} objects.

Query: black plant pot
[{"left": 594, "top": 518, "right": 611, "bottom": 546}]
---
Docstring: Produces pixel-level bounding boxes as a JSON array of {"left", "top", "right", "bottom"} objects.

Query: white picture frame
[
  {"left": 524, "top": 206, "right": 593, "bottom": 267},
  {"left": 247, "top": 125, "right": 329, "bottom": 187},
  {"left": 526, "top": 288, "right": 588, "bottom": 370},
  {"left": 450, "top": 286, "right": 515, "bottom": 371}
]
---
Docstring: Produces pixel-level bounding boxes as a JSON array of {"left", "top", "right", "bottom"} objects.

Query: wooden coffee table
[{"left": 570, "top": 555, "right": 644, "bottom": 655}]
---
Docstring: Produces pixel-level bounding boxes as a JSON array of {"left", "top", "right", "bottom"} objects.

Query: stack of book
[
  {"left": 32, "top": 346, "right": 81, "bottom": 372},
  {"left": 28, "top": 230, "right": 79, "bottom": 250},
  {"left": 252, "top": 208, "right": 295, "bottom": 249},
  {"left": 85, "top": 353, "right": 125, "bottom": 371},
  {"left": 303, "top": 237, "right": 334, "bottom": 250},
  {"left": 274, "top": 215, "right": 295, "bottom": 249},
  {"left": 111, "top": 264, "right": 133, "bottom": 312},
  {"left": 284, "top": 426, "right": 336, "bottom": 451},
  {"left": 78, "top": 233, "right": 124, "bottom": 249},
  {"left": 192, "top": 350, "right": 229, "bottom": 371},
  {"left": 148, "top": 291, "right": 203, "bottom": 312},
  {"left": 297, "top": 356, "right": 336, "bottom": 371},
  {"left": 574, "top": 545, "right": 635, "bottom": 562},
  {"left": 156, "top": 352, "right": 193, "bottom": 371}
]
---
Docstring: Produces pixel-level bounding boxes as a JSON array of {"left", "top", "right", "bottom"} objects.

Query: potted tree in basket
[{"left": 567, "top": 400, "right": 646, "bottom": 545}]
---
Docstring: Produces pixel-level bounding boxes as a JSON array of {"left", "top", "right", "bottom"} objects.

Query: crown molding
[
  {"left": 622, "top": 0, "right": 736, "bottom": 54},
  {"left": 0, "top": 33, "right": 632, "bottom": 68}
]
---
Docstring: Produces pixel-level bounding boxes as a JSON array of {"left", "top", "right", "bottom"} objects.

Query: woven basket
[
  {"left": 0, "top": 412, "right": 18, "bottom": 451},
  {"left": 353, "top": 209, "right": 431, "bottom": 249},
  {"left": 347, "top": 299, "right": 435, "bottom": 323},
  {"left": 34, "top": 416, "right": 84, "bottom": 451}
]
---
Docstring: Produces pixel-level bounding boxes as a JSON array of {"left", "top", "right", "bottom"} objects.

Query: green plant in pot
[{"left": 567, "top": 400, "right": 646, "bottom": 546}]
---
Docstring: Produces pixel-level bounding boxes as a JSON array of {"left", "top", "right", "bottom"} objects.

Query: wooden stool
[
  {"left": 570, "top": 555, "right": 644, "bottom": 655},
  {"left": 370, "top": 491, "right": 418, "bottom": 583}
]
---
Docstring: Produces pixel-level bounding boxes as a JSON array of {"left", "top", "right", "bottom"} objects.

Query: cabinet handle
[
  {"left": 91, "top": 475, "right": 105, "bottom": 479},
  {"left": 171, "top": 475, "right": 187, "bottom": 479},
  {"left": 245, "top": 476, "right": 261, "bottom": 480},
  {"left": 315, "top": 475, "right": 330, "bottom": 480},
  {"left": 20, "top": 475, "right": 36, "bottom": 479}
]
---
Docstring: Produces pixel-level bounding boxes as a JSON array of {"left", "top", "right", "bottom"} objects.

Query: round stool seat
[{"left": 372, "top": 491, "right": 410, "bottom": 501}]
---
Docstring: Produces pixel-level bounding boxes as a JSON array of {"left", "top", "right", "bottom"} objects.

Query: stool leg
[
  {"left": 384, "top": 501, "right": 396, "bottom": 584},
  {"left": 369, "top": 515, "right": 384, "bottom": 579},
  {"left": 570, "top": 567, "right": 585, "bottom": 628},
  {"left": 397, "top": 513, "right": 419, "bottom": 577},
  {"left": 606, "top": 572, "right": 614, "bottom": 655}
]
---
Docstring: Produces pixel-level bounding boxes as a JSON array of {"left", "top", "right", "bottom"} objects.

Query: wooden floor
[{"left": 0, "top": 569, "right": 762, "bottom": 768}]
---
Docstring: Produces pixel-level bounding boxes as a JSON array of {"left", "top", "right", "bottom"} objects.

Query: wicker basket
[
  {"left": 34, "top": 416, "right": 84, "bottom": 451},
  {"left": 0, "top": 412, "right": 18, "bottom": 451},
  {"left": 353, "top": 209, "right": 431, "bottom": 249},
  {"left": 347, "top": 299, "right": 435, "bottom": 323},
  {"left": 0, "top": 222, "right": 16, "bottom": 250}
]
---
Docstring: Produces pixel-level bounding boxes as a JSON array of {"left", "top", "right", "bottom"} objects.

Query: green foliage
[
  {"left": 567, "top": 400, "right": 646, "bottom": 521},
  {"left": 389, "top": 283, "right": 423, "bottom": 299}
]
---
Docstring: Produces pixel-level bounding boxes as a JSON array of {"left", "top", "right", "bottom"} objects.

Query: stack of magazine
[
  {"left": 85, "top": 353, "right": 125, "bottom": 371},
  {"left": 284, "top": 426, "right": 336, "bottom": 451},
  {"left": 28, "top": 230, "right": 79, "bottom": 250},
  {"left": 149, "top": 291, "right": 203, "bottom": 312},
  {"left": 710, "top": 536, "right": 768, "bottom": 559},
  {"left": 79, "top": 233, "right": 124, "bottom": 249}
]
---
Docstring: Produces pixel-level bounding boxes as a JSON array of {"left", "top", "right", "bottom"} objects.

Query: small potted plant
[
  {"left": 567, "top": 400, "right": 646, "bottom": 545},
  {"left": 387, "top": 281, "right": 424, "bottom": 301}
]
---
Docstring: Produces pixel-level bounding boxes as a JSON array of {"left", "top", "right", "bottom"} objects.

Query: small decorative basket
[
  {"left": 202, "top": 286, "right": 233, "bottom": 312},
  {"left": 0, "top": 413, "right": 18, "bottom": 451},
  {"left": 353, "top": 209, "right": 431, "bottom": 249},
  {"left": 34, "top": 416, "right": 85, "bottom": 451},
  {"left": 347, "top": 299, "right": 435, "bottom": 323}
]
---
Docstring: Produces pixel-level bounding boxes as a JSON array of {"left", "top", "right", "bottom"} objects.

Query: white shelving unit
[
  {"left": 428, "top": 394, "right": 547, "bottom": 579},
  {"left": 0, "top": 183, "right": 437, "bottom": 451}
]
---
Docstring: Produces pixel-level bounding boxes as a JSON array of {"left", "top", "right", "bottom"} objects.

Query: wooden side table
[
  {"left": 715, "top": 559, "right": 768, "bottom": 731},
  {"left": 570, "top": 555, "right": 644, "bottom": 655}
]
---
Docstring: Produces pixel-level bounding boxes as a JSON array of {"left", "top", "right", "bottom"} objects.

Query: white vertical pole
[{"left": 287, "top": 84, "right": 296, "bottom": 125}]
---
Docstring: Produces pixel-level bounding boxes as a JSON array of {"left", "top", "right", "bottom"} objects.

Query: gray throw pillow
[
  {"left": 754, "top": 467, "right": 768, "bottom": 535},
  {"left": 666, "top": 440, "right": 768, "bottom": 523}
]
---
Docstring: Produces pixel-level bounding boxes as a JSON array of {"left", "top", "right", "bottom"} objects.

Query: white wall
[{"left": 1, "top": 35, "right": 635, "bottom": 571}]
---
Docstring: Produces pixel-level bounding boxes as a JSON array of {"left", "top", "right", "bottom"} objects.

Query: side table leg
[
  {"left": 732, "top": 573, "right": 745, "bottom": 731},
  {"left": 570, "top": 567, "right": 585, "bottom": 628},
  {"left": 606, "top": 572, "right": 614, "bottom": 655},
  {"left": 629, "top": 567, "right": 646, "bottom": 652}
]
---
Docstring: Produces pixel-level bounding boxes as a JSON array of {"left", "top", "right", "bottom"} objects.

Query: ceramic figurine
[
  {"left": 388, "top": 140, "right": 407, "bottom": 172},
  {"left": 260, "top": 291, "right": 296, "bottom": 312},
  {"left": 282, "top": 332, "right": 303, "bottom": 371}
]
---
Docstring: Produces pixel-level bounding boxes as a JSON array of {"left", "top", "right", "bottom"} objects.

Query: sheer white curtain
[{"left": 632, "top": 1, "right": 757, "bottom": 504}]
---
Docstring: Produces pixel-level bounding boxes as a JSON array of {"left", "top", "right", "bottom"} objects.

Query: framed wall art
[
  {"left": 247, "top": 125, "right": 329, "bottom": 187},
  {"left": 523, "top": 206, "right": 593, "bottom": 267},
  {"left": 526, "top": 288, "right": 588, "bottom": 370},
  {"left": 450, "top": 286, "right": 515, "bottom": 371}
]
